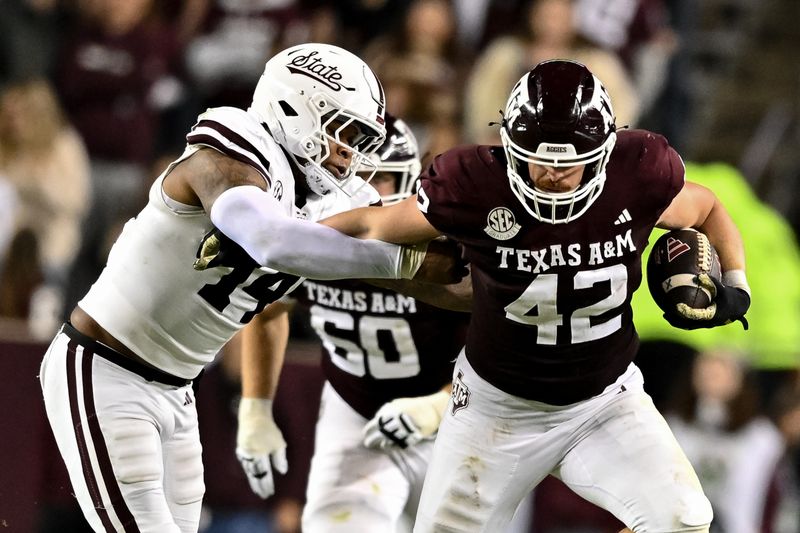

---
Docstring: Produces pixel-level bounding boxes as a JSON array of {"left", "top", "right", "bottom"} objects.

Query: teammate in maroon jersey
[
  {"left": 238, "top": 116, "right": 471, "bottom": 532},
  {"left": 319, "top": 60, "right": 751, "bottom": 532}
]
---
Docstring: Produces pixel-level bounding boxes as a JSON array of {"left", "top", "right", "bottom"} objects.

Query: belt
[{"left": 62, "top": 323, "right": 193, "bottom": 388}]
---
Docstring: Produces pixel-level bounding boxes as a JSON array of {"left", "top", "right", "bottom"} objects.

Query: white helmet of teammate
[{"left": 249, "top": 43, "right": 387, "bottom": 196}]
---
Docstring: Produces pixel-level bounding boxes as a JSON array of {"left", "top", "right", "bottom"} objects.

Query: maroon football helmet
[
  {"left": 359, "top": 114, "right": 421, "bottom": 205},
  {"left": 500, "top": 60, "right": 617, "bottom": 223}
]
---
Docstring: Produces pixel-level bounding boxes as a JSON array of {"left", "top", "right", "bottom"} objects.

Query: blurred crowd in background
[{"left": 0, "top": 0, "right": 799, "bottom": 532}]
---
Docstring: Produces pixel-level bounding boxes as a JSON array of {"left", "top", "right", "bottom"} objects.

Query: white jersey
[{"left": 79, "top": 107, "right": 379, "bottom": 378}]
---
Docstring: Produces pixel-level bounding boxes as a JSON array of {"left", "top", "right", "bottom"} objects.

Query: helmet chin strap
[
  {"left": 277, "top": 141, "right": 342, "bottom": 197},
  {"left": 303, "top": 163, "right": 337, "bottom": 196}
]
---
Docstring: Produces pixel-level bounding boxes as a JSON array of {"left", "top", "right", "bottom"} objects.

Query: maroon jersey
[
  {"left": 418, "top": 130, "right": 684, "bottom": 405},
  {"left": 292, "top": 280, "right": 469, "bottom": 419}
]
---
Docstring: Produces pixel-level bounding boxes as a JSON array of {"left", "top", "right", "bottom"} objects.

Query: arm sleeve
[{"left": 209, "top": 186, "right": 404, "bottom": 280}]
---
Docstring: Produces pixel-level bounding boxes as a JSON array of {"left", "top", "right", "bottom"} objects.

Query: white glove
[
  {"left": 362, "top": 390, "right": 450, "bottom": 450},
  {"left": 236, "top": 397, "right": 288, "bottom": 499}
]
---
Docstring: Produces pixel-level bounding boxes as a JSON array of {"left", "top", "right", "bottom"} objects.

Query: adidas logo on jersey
[{"left": 613, "top": 209, "right": 632, "bottom": 225}]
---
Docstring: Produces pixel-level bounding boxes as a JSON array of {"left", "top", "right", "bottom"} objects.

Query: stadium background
[{"left": 0, "top": 0, "right": 798, "bottom": 531}]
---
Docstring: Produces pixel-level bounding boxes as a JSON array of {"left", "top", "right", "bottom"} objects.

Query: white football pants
[
  {"left": 302, "top": 382, "right": 432, "bottom": 533},
  {"left": 40, "top": 328, "right": 204, "bottom": 532},
  {"left": 413, "top": 351, "right": 713, "bottom": 533}
]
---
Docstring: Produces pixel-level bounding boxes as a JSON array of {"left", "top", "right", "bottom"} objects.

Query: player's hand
[
  {"left": 194, "top": 228, "right": 258, "bottom": 270},
  {"left": 362, "top": 390, "right": 450, "bottom": 450},
  {"left": 236, "top": 398, "right": 288, "bottom": 499},
  {"left": 411, "top": 238, "right": 468, "bottom": 284},
  {"left": 665, "top": 274, "right": 750, "bottom": 330}
]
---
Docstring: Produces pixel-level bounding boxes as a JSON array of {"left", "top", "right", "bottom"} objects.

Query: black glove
[
  {"left": 664, "top": 274, "right": 750, "bottom": 330},
  {"left": 194, "top": 228, "right": 259, "bottom": 271}
]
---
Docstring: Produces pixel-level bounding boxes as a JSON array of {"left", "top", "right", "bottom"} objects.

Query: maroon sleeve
[
  {"left": 634, "top": 131, "right": 685, "bottom": 218},
  {"left": 417, "top": 146, "right": 487, "bottom": 238}
]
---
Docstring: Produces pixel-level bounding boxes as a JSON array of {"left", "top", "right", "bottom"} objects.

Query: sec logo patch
[{"left": 484, "top": 207, "right": 521, "bottom": 240}]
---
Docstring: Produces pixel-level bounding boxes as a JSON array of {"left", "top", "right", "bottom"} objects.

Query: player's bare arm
[
  {"left": 236, "top": 300, "right": 295, "bottom": 498},
  {"left": 162, "top": 146, "right": 269, "bottom": 209},
  {"left": 657, "top": 181, "right": 745, "bottom": 272},
  {"left": 241, "top": 300, "right": 294, "bottom": 399},
  {"left": 365, "top": 274, "right": 473, "bottom": 313},
  {"left": 320, "top": 194, "right": 442, "bottom": 244},
  {"left": 656, "top": 180, "right": 750, "bottom": 328},
  {"left": 318, "top": 196, "right": 469, "bottom": 290}
]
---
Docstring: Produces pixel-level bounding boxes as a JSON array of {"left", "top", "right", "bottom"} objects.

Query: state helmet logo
[{"left": 285, "top": 49, "right": 355, "bottom": 92}]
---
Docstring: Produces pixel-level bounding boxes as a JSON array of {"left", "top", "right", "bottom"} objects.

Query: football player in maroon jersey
[
  {"left": 237, "top": 116, "right": 472, "bottom": 532},
  {"left": 318, "top": 60, "right": 751, "bottom": 532}
]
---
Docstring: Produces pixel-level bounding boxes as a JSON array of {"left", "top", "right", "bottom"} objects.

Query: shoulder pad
[{"left": 186, "top": 107, "right": 281, "bottom": 187}]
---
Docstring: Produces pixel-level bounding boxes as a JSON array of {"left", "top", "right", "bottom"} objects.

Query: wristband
[
  {"left": 722, "top": 269, "right": 750, "bottom": 296},
  {"left": 398, "top": 242, "right": 429, "bottom": 279},
  {"left": 237, "top": 397, "right": 275, "bottom": 453}
]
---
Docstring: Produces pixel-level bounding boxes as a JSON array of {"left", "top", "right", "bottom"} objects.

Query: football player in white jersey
[
  {"left": 38, "top": 43, "right": 462, "bottom": 533},
  {"left": 237, "top": 115, "right": 471, "bottom": 532}
]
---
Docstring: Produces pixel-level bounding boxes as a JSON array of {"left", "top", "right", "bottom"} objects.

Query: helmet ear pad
[{"left": 264, "top": 92, "right": 323, "bottom": 159}]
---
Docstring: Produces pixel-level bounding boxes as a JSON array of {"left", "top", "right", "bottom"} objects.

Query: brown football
[{"left": 646, "top": 228, "right": 722, "bottom": 313}]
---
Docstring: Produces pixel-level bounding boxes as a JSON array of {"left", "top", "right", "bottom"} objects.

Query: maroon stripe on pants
[
  {"left": 66, "top": 340, "right": 115, "bottom": 532},
  {"left": 80, "top": 347, "right": 141, "bottom": 532}
]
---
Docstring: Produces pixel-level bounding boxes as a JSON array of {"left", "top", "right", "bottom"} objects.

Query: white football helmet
[
  {"left": 360, "top": 114, "right": 422, "bottom": 205},
  {"left": 500, "top": 60, "right": 617, "bottom": 224},
  {"left": 249, "top": 43, "right": 387, "bottom": 196}
]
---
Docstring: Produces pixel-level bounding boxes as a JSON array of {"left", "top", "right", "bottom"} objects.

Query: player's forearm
[
  {"left": 318, "top": 206, "right": 375, "bottom": 239},
  {"left": 659, "top": 182, "right": 745, "bottom": 274},
  {"left": 320, "top": 195, "right": 441, "bottom": 244},
  {"left": 210, "top": 186, "right": 415, "bottom": 279},
  {"left": 696, "top": 196, "right": 746, "bottom": 273},
  {"left": 365, "top": 276, "right": 473, "bottom": 312},
  {"left": 240, "top": 314, "right": 288, "bottom": 399}
]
